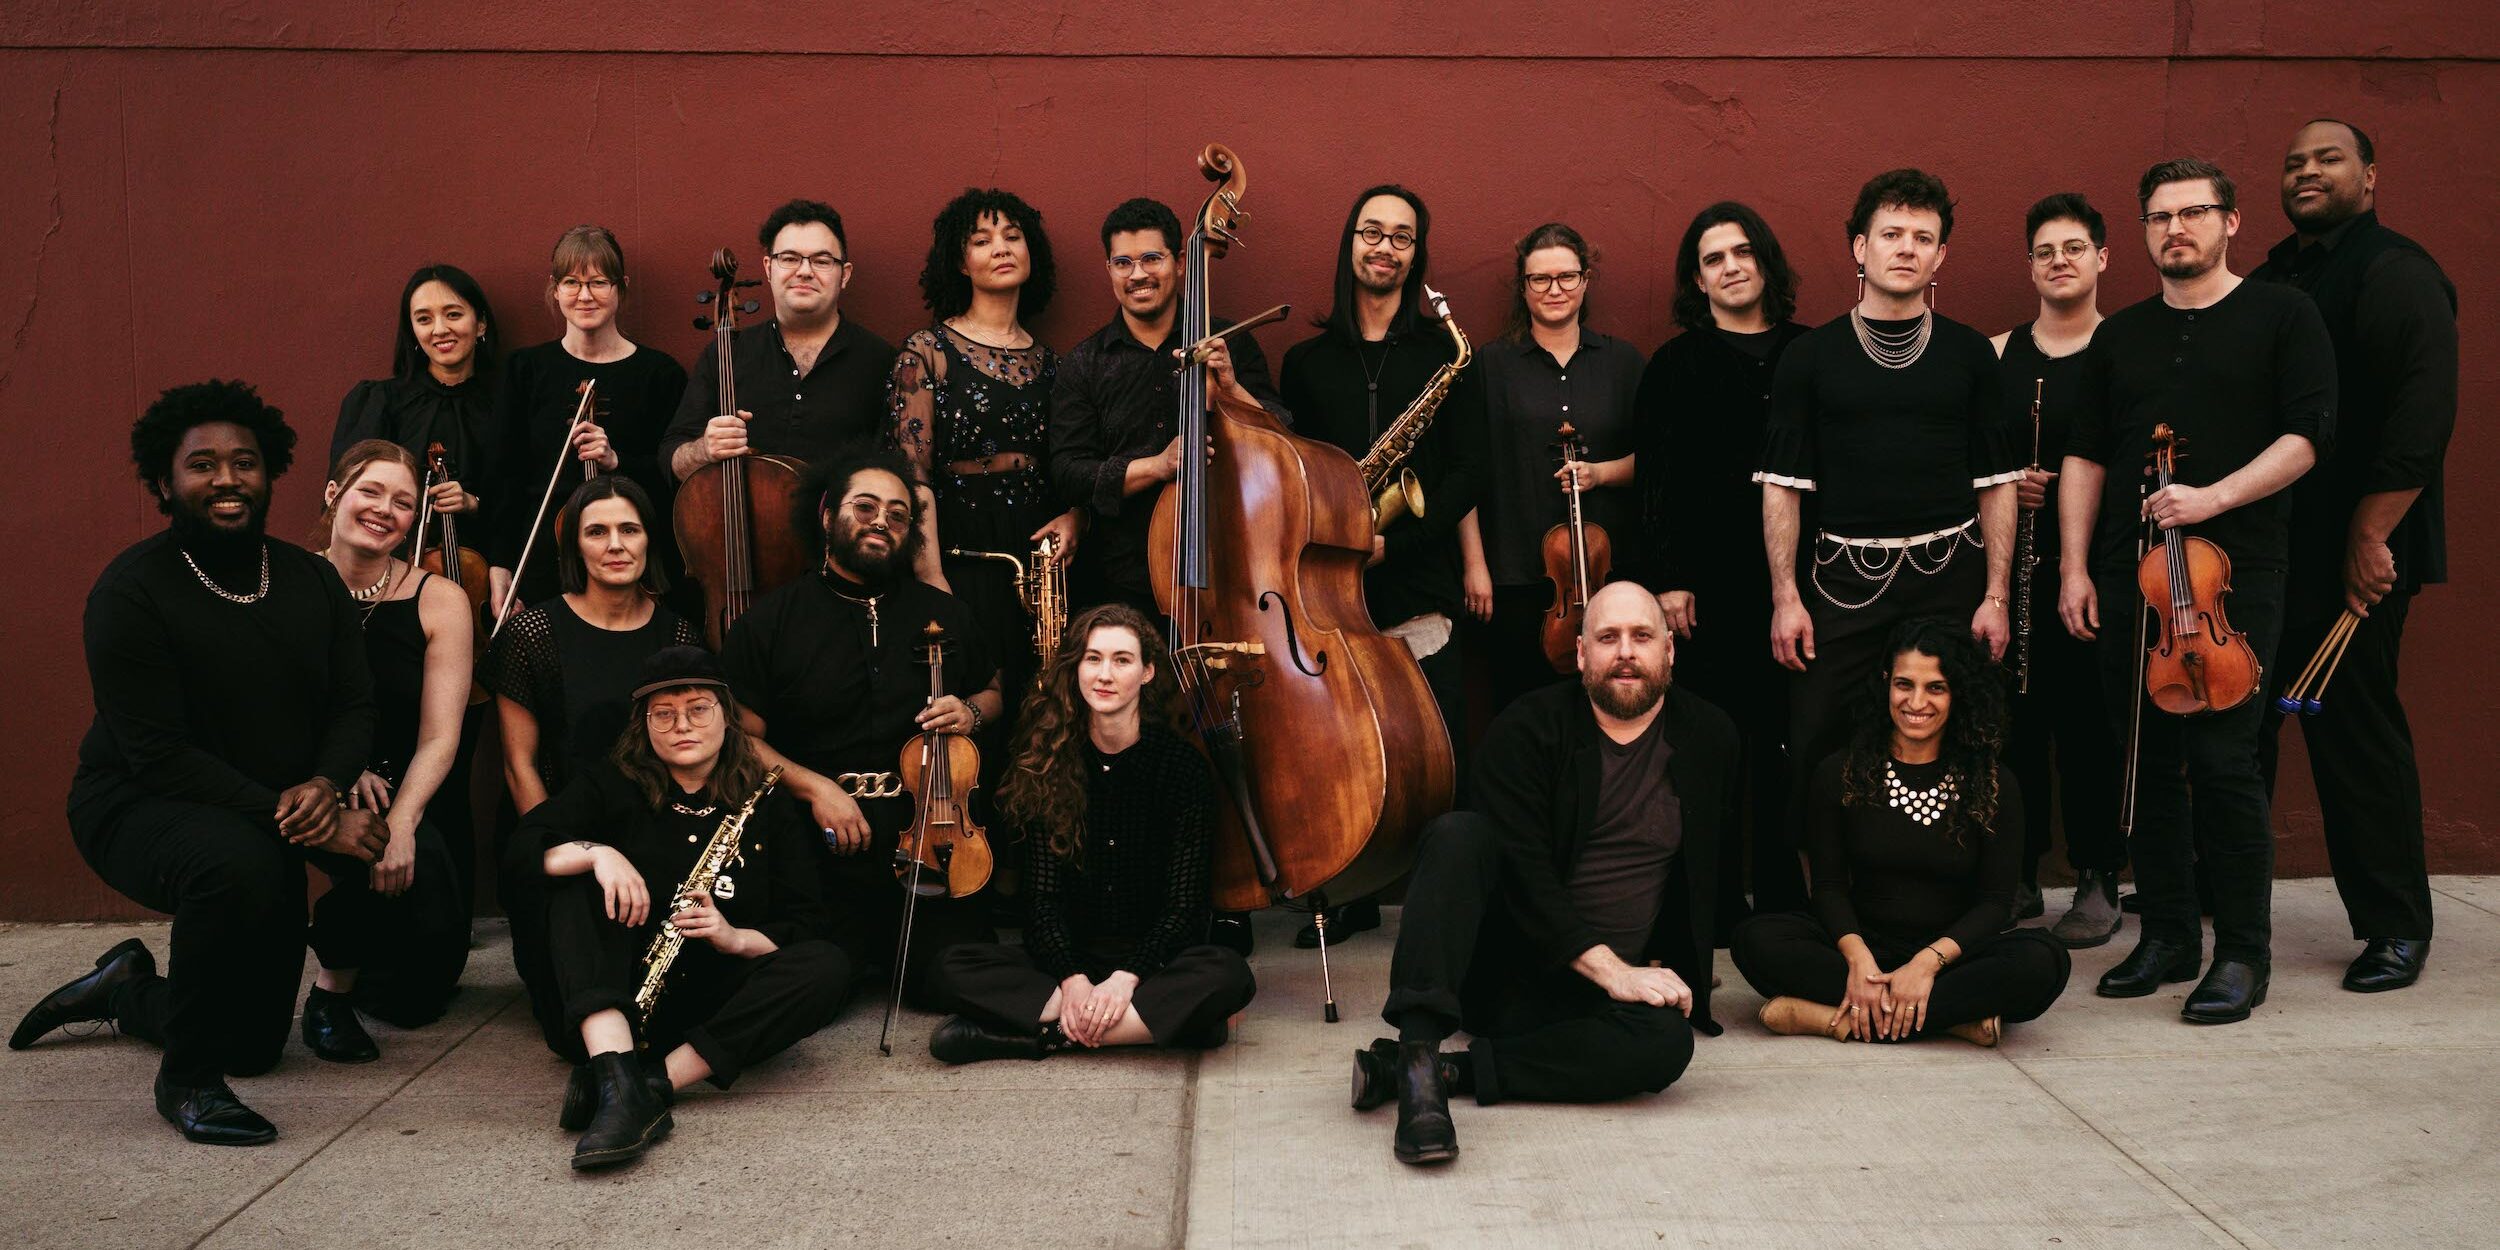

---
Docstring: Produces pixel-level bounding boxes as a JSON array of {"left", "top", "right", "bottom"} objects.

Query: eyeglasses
[
  {"left": 2028, "top": 240, "right": 2096, "bottom": 265},
  {"left": 2139, "top": 204, "right": 2225, "bottom": 229},
  {"left": 847, "top": 499, "right": 913, "bottom": 530},
  {"left": 646, "top": 701, "right": 720, "bottom": 731},
  {"left": 1523, "top": 271, "right": 1587, "bottom": 293},
  {"left": 1106, "top": 251, "right": 1171, "bottom": 275},
  {"left": 769, "top": 251, "right": 848, "bottom": 273},
  {"left": 1354, "top": 225, "right": 1417, "bottom": 251},
  {"left": 556, "top": 277, "right": 616, "bottom": 296}
]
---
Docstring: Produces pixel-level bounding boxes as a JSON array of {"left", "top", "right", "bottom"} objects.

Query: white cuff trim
[
  {"left": 1971, "top": 469, "right": 2027, "bottom": 489},
  {"left": 1752, "top": 471, "right": 1818, "bottom": 491}
]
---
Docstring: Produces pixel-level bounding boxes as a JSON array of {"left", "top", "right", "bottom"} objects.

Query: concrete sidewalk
[{"left": 2, "top": 877, "right": 2493, "bottom": 1249}]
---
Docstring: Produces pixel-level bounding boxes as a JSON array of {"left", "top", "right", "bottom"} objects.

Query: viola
[
  {"left": 674, "top": 249, "right": 809, "bottom": 649},
  {"left": 879, "top": 622, "right": 992, "bottom": 1055},
  {"left": 1537, "top": 421, "right": 1613, "bottom": 673},
  {"left": 2136, "top": 423, "right": 2261, "bottom": 714},
  {"left": 416, "top": 441, "right": 493, "bottom": 705}
]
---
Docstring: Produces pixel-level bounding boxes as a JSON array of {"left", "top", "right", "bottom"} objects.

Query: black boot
[
  {"left": 2343, "top": 938, "right": 2429, "bottom": 993},
  {"left": 11, "top": 938, "right": 155, "bottom": 1050},
  {"left": 571, "top": 1052, "right": 673, "bottom": 1170},
  {"left": 2181, "top": 959, "right": 2268, "bottom": 1025},
  {"left": 2094, "top": 937, "right": 2202, "bottom": 998},
  {"left": 1209, "top": 913, "right": 1254, "bottom": 958},
  {"left": 154, "top": 1074, "right": 277, "bottom": 1147},
  {"left": 301, "top": 987, "right": 379, "bottom": 1063},
  {"left": 1296, "top": 898, "right": 1383, "bottom": 949},
  {"left": 1390, "top": 1040, "right": 1458, "bottom": 1165},
  {"left": 1353, "top": 1039, "right": 1473, "bottom": 1111},
  {"left": 560, "top": 1053, "right": 674, "bottom": 1131},
  {"left": 928, "top": 1016, "right": 1068, "bottom": 1065}
]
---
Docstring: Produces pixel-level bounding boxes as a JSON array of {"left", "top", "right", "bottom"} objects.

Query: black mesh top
[
  {"left": 483, "top": 596, "right": 702, "bottom": 792},
  {"left": 1022, "top": 723, "right": 1217, "bottom": 980}
]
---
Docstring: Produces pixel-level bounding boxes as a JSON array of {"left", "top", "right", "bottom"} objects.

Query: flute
[{"left": 2014, "top": 378, "right": 2042, "bottom": 694}]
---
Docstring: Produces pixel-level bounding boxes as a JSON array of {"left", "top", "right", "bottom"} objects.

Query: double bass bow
[
  {"left": 1147, "top": 143, "right": 1455, "bottom": 1022},
  {"left": 2137, "top": 424, "right": 2261, "bottom": 714},
  {"left": 675, "top": 249, "right": 809, "bottom": 649},
  {"left": 879, "top": 622, "right": 992, "bottom": 1056},
  {"left": 1538, "top": 421, "right": 1614, "bottom": 673}
]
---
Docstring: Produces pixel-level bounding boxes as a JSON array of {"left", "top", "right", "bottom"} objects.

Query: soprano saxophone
[
  {"left": 2014, "top": 378, "right": 2042, "bottom": 694},
  {"left": 1357, "top": 283, "right": 1472, "bottom": 530},
  {"left": 635, "top": 766, "right": 783, "bottom": 1024}
]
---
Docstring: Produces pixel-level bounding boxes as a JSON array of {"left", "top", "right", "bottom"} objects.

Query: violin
[
  {"left": 1538, "top": 421, "right": 1613, "bottom": 673},
  {"left": 2136, "top": 423, "right": 2261, "bottom": 714},
  {"left": 674, "top": 249, "right": 809, "bottom": 649},
  {"left": 416, "top": 442, "right": 493, "bottom": 705},
  {"left": 880, "top": 622, "right": 992, "bottom": 1055}
]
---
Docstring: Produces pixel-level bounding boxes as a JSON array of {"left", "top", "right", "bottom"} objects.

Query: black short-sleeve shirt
[{"left": 718, "top": 574, "right": 993, "bottom": 778}]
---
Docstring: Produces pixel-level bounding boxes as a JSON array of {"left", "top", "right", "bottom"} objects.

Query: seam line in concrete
[
  {"left": 1167, "top": 1047, "right": 1202, "bottom": 1249},
  {"left": 2000, "top": 1051, "right": 2277, "bottom": 1250},
  {"left": 2430, "top": 881, "right": 2498, "bottom": 919},
  {"left": 186, "top": 988, "right": 523, "bottom": 1250}
]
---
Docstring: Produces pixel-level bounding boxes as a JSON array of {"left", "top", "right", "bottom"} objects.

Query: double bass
[
  {"left": 675, "top": 249, "right": 809, "bottom": 648},
  {"left": 1538, "top": 421, "right": 1613, "bottom": 673},
  {"left": 1148, "top": 143, "right": 1454, "bottom": 1019},
  {"left": 2137, "top": 423, "right": 2262, "bottom": 714}
]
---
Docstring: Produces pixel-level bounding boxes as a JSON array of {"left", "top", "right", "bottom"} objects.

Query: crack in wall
[{"left": 0, "top": 85, "right": 65, "bottom": 397}]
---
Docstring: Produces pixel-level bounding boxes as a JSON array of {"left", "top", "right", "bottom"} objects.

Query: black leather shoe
[
  {"left": 11, "top": 938, "right": 154, "bottom": 1050},
  {"left": 928, "top": 1016, "right": 1070, "bottom": 1065},
  {"left": 2181, "top": 959, "right": 2269, "bottom": 1024},
  {"left": 560, "top": 1055, "right": 674, "bottom": 1131},
  {"left": 2095, "top": 938, "right": 2202, "bottom": 998},
  {"left": 154, "top": 1075, "right": 277, "bottom": 1146},
  {"left": 1296, "top": 898, "right": 1383, "bottom": 949},
  {"left": 1391, "top": 1040, "right": 1458, "bottom": 1165},
  {"left": 300, "top": 987, "right": 378, "bottom": 1063},
  {"left": 2343, "top": 938, "right": 2428, "bottom": 993},
  {"left": 1210, "top": 914, "right": 1255, "bottom": 958},
  {"left": 571, "top": 1052, "right": 673, "bottom": 1170}
]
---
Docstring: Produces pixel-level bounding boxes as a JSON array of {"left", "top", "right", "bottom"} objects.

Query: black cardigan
[{"left": 1468, "top": 680, "right": 1737, "bottom": 1034}]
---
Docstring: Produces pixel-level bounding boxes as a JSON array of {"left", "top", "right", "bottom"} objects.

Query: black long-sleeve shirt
[
  {"left": 660, "top": 317, "right": 894, "bottom": 479},
  {"left": 1023, "top": 725, "right": 1217, "bottom": 980},
  {"left": 1805, "top": 753, "right": 2024, "bottom": 954},
  {"left": 495, "top": 339, "right": 690, "bottom": 605},
  {"left": 1628, "top": 322, "right": 1810, "bottom": 600},
  {"left": 332, "top": 373, "right": 519, "bottom": 565},
  {"left": 1045, "top": 313, "right": 1289, "bottom": 604},
  {"left": 71, "top": 534, "right": 374, "bottom": 821},
  {"left": 1476, "top": 331, "right": 1643, "bottom": 586}
]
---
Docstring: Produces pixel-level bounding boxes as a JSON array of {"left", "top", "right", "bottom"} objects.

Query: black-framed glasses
[
  {"left": 1106, "top": 251, "right": 1171, "bottom": 275},
  {"left": 646, "top": 701, "right": 720, "bottom": 731},
  {"left": 2139, "top": 204, "right": 2225, "bottom": 229},
  {"left": 1354, "top": 225, "right": 1417, "bottom": 251},
  {"left": 1523, "top": 271, "right": 1587, "bottom": 293},
  {"left": 555, "top": 276, "right": 617, "bottom": 295},
  {"left": 2028, "top": 240, "right": 2095, "bottom": 265},
  {"left": 769, "top": 251, "right": 848, "bottom": 273}
]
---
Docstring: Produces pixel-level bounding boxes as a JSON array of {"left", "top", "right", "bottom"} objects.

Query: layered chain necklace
[
  {"left": 182, "top": 544, "right": 271, "bottom": 604},
  {"left": 1851, "top": 307, "right": 1934, "bottom": 370},
  {"left": 1884, "top": 760, "right": 1961, "bottom": 827}
]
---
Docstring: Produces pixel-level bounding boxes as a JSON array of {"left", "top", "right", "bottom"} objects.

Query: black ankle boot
[
  {"left": 1391, "top": 1040, "right": 1458, "bottom": 1165},
  {"left": 928, "top": 1015, "right": 1068, "bottom": 1065},
  {"left": 571, "top": 1052, "right": 673, "bottom": 1170},
  {"left": 2095, "top": 937, "right": 2202, "bottom": 998},
  {"left": 1354, "top": 1039, "right": 1472, "bottom": 1111},
  {"left": 559, "top": 1054, "right": 673, "bottom": 1131},
  {"left": 11, "top": 938, "right": 154, "bottom": 1050},
  {"left": 2181, "top": 958, "right": 2269, "bottom": 1024},
  {"left": 301, "top": 987, "right": 379, "bottom": 1063}
]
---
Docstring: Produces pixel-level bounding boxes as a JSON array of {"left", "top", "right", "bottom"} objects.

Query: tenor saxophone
[
  {"left": 1357, "top": 283, "right": 1472, "bottom": 531},
  {"left": 635, "top": 766, "right": 783, "bottom": 1024},
  {"left": 942, "top": 538, "right": 1066, "bottom": 658}
]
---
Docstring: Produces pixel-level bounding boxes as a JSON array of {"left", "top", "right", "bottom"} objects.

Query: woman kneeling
[
  {"left": 1732, "top": 617, "right": 2070, "bottom": 1045},
  {"left": 524, "top": 646, "right": 850, "bottom": 1169},
  {"left": 928, "top": 605, "right": 1255, "bottom": 1061}
]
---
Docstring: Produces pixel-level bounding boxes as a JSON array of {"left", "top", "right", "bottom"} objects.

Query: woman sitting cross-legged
[
  {"left": 926, "top": 603, "right": 1255, "bottom": 1062},
  {"left": 521, "top": 646, "right": 851, "bottom": 1170},
  {"left": 1731, "top": 617, "right": 2070, "bottom": 1046}
]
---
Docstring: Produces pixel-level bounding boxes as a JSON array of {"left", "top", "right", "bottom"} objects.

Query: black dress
[
  {"left": 333, "top": 373, "right": 515, "bottom": 568},
  {"left": 494, "top": 340, "right": 690, "bottom": 607}
]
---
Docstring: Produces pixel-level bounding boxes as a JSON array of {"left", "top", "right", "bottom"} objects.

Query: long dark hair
[
  {"left": 997, "top": 604, "right": 1185, "bottom": 864},
  {"left": 1838, "top": 617, "right": 2008, "bottom": 844},
  {"left": 1671, "top": 201, "right": 1799, "bottom": 333},
  {"left": 1501, "top": 222, "right": 1595, "bottom": 343},
  {"left": 1315, "top": 184, "right": 1432, "bottom": 343},
  {"left": 610, "top": 685, "right": 767, "bottom": 810},
  {"left": 391, "top": 264, "right": 500, "bottom": 381},
  {"left": 918, "top": 188, "right": 1057, "bottom": 322}
]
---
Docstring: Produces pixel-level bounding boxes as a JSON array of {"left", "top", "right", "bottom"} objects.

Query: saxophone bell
[{"left": 1372, "top": 467, "right": 1425, "bottom": 529}]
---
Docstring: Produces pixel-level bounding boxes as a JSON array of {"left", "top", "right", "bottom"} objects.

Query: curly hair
[
  {"left": 792, "top": 445, "right": 923, "bottom": 566},
  {"left": 1100, "top": 197, "right": 1184, "bottom": 255},
  {"left": 130, "top": 379, "right": 299, "bottom": 508},
  {"left": 609, "top": 685, "right": 767, "bottom": 811},
  {"left": 997, "top": 604, "right": 1185, "bottom": 864},
  {"left": 1837, "top": 616, "right": 2009, "bottom": 845},
  {"left": 918, "top": 188, "right": 1056, "bottom": 322},
  {"left": 1847, "top": 168, "right": 1956, "bottom": 245},
  {"left": 1672, "top": 201, "right": 1800, "bottom": 333}
]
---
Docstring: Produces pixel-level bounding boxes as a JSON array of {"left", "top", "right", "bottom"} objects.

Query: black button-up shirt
[
  {"left": 1477, "top": 330, "right": 1644, "bottom": 585},
  {"left": 1046, "top": 313, "right": 1288, "bottom": 604},
  {"left": 660, "top": 316, "right": 895, "bottom": 478}
]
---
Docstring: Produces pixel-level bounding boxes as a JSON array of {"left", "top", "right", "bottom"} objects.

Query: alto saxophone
[
  {"left": 943, "top": 538, "right": 1067, "bottom": 658},
  {"left": 1357, "top": 283, "right": 1472, "bottom": 531},
  {"left": 635, "top": 766, "right": 783, "bottom": 1024},
  {"left": 2014, "top": 378, "right": 2042, "bottom": 694}
]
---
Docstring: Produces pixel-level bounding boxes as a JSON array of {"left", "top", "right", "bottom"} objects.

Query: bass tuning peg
[
  {"left": 738, "top": 300, "right": 761, "bottom": 315},
  {"left": 696, "top": 290, "right": 716, "bottom": 304},
  {"left": 693, "top": 316, "right": 714, "bottom": 331}
]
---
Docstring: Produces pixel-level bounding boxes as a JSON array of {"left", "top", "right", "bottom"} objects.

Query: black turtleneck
[
  {"left": 332, "top": 372, "right": 517, "bottom": 564},
  {"left": 718, "top": 570, "right": 993, "bottom": 779}
]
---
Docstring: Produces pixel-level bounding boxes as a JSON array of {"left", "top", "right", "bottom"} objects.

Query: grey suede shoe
[{"left": 2049, "top": 870, "right": 2123, "bottom": 949}]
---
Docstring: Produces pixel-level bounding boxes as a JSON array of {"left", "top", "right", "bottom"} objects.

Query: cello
[
  {"left": 2137, "top": 424, "right": 2262, "bottom": 714},
  {"left": 415, "top": 441, "right": 492, "bottom": 704},
  {"left": 674, "top": 249, "right": 809, "bottom": 648},
  {"left": 1147, "top": 143, "right": 1455, "bottom": 1021},
  {"left": 1537, "top": 421, "right": 1613, "bottom": 673},
  {"left": 880, "top": 622, "right": 992, "bottom": 1055}
]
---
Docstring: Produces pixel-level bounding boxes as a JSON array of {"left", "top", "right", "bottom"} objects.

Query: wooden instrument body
[
  {"left": 2135, "top": 423, "right": 2262, "bottom": 715},
  {"left": 1537, "top": 430, "right": 1612, "bottom": 674},
  {"left": 895, "top": 728, "right": 992, "bottom": 899},
  {"left": 673, "top": 454, "right": 809, "bottom": 649},
  {"left": 418, "top": 442, "right": 494, "bottom": 703}
]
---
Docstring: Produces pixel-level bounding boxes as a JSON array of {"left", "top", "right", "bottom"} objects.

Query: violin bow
[{"left": 491, "top": 379, "right": 598, "bottom": 637}]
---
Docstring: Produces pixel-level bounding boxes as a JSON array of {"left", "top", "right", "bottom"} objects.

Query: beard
[
  {"left": 168, "top": 491, "right": 269, "bottom": 566},
  {"left": 1352, "top": 258, "right": 1405, "bottom": 296},
  {"left": 2156, "top": 244, "right": 2223, "bottom": 281},
  {"left": 1583, "top": 658, "right": 1670, "bottom": 720},
  {"left": 827, "top": 514, "right": 906, "bottom": 582}
]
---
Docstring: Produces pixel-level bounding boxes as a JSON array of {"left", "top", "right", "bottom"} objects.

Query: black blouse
[
  {"left": 1629, "top": 322, "right": 1810, "bottom": 602},
  {"left": 1476, "top": 331, "right": 1643, "bottom": 586},
  {"left": 495, "top": 340, "right": 690, "bottom": 605},
  {"left": 1023, "top": 725, "right": 1218, "bottom": 980},
  {"left": 483, "top": 597, "right": 703, "bottom": 793},
  {"left": 332, "top": 373, "right": 517, "bottom": 564},
  {"left": 1805, "top": 752, "right": 2024, "bottom": 954}
]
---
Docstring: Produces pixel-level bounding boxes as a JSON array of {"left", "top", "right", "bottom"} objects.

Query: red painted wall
[{"left": 3, "top": 5, "right": 2493, "bottom": 919}]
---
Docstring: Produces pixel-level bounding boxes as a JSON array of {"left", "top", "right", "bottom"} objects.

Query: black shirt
[
  {"left": 1570, "top": 715, "right": 1683, "bottom": 958},
  {"left": 1629, "top": 322, "right": 1811, "bottom": 602},
  {"left": 1024, "top": 725, "right": 1219, "bottom": 980},
  {"left": 483, "top": 598, "right": 704, "bottom": 793},
  {"left": 1278, "top": 321, "right": 1488, "bottom": 623},
  {"left": 71, "top": 535, "right": 375, "bottom": 821},
  {"left": 660, "top": 317, "right": 895, "bottom": 479},
  {"left": 496, "top": 340, "right": 691, "bottom": 605},
  {"left": 1045, "top": 313, "right": 1289, "bottom": 603},
  {"left": 332, "top": 373, "right": 517, "bottom": 564},
  {"left": 1757, "top": 314, "right": 2021, "bottom": 538},
  {"left": 1997, "top": 322, "right": 2093, "bottom": 575},
  {"left": 1806, "top": 752, "right": 2023, "bottom": 953},
  {"left": 717, "top": 573, "right": 993, "bottom": 781},
  {"left": 1477, "top": 331, "right": 1644, "bottom": 585},
  {"left": 2067, "top": 281, "right": 2337, "bottom": 575}
]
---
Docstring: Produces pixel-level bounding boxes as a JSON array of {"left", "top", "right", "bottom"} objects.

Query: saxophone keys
[{"left": 713, "top": 874, "right": 736, "bottom": 901}]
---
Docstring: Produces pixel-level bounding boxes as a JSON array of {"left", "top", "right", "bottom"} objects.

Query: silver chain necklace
[
  {"left": 1884, "top": 760, "right": 1960, "bottom": 827},
  {"left": 1851, "top": 307, "right": 1934, "bottom": 370},
  {"left": 182, "top": 544, "right": 271, "bottom": 604}
]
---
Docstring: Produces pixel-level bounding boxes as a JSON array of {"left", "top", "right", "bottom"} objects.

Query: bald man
[{"left": 1354, "top": 581, "right": 1738, "bottom": 1165}]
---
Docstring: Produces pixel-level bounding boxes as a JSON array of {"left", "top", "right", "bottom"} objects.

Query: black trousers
[
  {"left": 932, "top": 941, "right": 1255, "bottom": 1047},
  {"left": 830, "top": 795, "right": 998, "bottom": 1009},
  {"left": 1670, "top": 584, "right": 1792, "bottom": 939},
  {"left": 1382, "top": 812, "right": 1695, "bottom": 1105},
  {"left": 498, "top": 809, "right": 572, "bottom": 1055},
  {"left": 1728, "top": 912, "right": 2070, "bottom": 1034},
  {"left": 2006, "top": 571, "right": 2124, "bottom": 878},
  {"left": 2260, "top": 589, "right": 2436, "bottom": 939},
  {"left": 317, "top": 817, "right": 470, "bottom": 1028},
  {"left": 543, "top": 875, "right": 852, "bottom": 1087},
  {"left": 2094, "top": 566, "right": 2286, "bottom": 964},
  {"left": 1783, "top": 533, "right": 1988, "bottom": 913}
]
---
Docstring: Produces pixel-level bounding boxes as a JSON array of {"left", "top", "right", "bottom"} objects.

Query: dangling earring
[
  {"left": 1855, "top": 265, "right": 1866, "bottom": 302},
  {"left": 1928, "top": 279, "right": 1940, "bottom": 312}
]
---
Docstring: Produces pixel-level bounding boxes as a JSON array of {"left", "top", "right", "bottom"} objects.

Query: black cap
[{"left": 629, "top": 645, "right": 729, "bottom": 701}]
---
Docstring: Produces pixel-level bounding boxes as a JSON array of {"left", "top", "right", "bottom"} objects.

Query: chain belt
[
  {"left": 1810, "top": 519, "right": 1978, "bottom": 612},
  {"left": 836, "top": 771, "right": 905, "bottom": 800}
]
